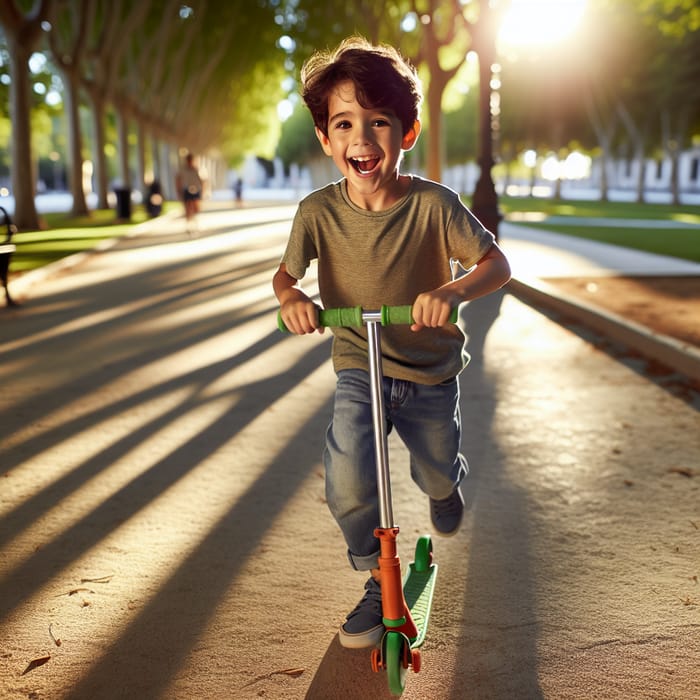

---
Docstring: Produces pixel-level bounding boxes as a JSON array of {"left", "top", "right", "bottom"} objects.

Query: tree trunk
[
  {"left": 616, "top": 101, "right": 646, "bottom": 203},
  {"left": 116, "top": 109, "right": 131, "bottom": 189},
  {"left": 6, "top": 37, "right": 41, "bottom": 230},
  {"left": 425, "top": 74, "right": 446, "bottom": 183},
  {"left": 87, "top": 90, "right": 109, "bottom": 209},
  {"left": 62, "top": 68, "right": 89, "bottom": 216},
  {"left": 136, "top": 119, "right": 146, "bottom": 195}
]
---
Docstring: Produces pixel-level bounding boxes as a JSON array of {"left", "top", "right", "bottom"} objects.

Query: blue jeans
[{"left": 323, "top": 369, "right": 468, "bottom": 571}]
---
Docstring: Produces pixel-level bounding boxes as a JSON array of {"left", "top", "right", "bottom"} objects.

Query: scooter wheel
[
  {"left": 385, "top": 632, "right": 408, "bottom": 696},
  {"left": 411, "top": 648, "right": 422, "bottom": 674},
  {"left": 371, "top": 647, "right": 383, "bottom": 672},
  {"left": 414, "top": 535, "right": 433, "bottom": 572}
]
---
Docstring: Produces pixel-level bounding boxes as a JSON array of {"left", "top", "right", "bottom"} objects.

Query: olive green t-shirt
[{"left": 281, "top": 176, "right": 495, "bottom": 384}]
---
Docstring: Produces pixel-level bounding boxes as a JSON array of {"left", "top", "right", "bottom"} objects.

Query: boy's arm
[
  {"left": 273, "top": 263, "right": 324, "bottom": 335},
  {"left": 411, "top": 242, "right": 511, "bottom": 331}
]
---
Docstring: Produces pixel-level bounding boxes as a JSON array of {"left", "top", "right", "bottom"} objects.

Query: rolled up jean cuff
[{"left": 347, "top": 548, "right": 380, "bottom": 571}]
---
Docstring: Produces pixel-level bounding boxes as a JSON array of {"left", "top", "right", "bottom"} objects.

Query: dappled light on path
[{"left": 0, "top": 206, "right": 337, "bottom": 698}]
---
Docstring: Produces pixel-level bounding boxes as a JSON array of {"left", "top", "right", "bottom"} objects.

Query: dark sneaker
[
  {"left": 338, "top": 577, "right": 384, "bottom": 649},
  {"left": 430, "top": 486, "right": 464, "bottom": 536}
]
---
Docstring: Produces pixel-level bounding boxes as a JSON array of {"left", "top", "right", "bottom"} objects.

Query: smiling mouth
[{"left": 349, "top": 156, "right": 380, "bottom": 174}]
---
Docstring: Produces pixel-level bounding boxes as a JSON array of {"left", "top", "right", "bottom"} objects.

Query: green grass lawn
[
  {"left": 497, "top": 195, "right": 700, "bottom": 263},
  {"left": 8, "top": 202, "right": 179, "bottom": 274}
]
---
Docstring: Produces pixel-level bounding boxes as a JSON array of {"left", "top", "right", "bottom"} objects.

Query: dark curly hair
[{"left": 301, "top": 36, "right": 422, "bottom": 138}]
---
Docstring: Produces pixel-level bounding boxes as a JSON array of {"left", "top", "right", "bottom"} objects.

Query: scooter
[{"left": 280, "top": 304, "right": 455, "bottom": 695}]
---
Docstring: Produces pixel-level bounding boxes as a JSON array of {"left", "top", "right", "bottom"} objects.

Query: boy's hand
[
  {"left": 279, "top": 290, "right": 324, "bottom": 335},
  {"left": 410, "top": 288, "right": 458, "bottom": 332},
  {"left": 273, "top": 263, "right": 324, "bottom": 334}
]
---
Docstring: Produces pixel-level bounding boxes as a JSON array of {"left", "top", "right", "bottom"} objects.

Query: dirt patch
[{"left": 542, "top": 275, "right": 700, "bottom": 349}]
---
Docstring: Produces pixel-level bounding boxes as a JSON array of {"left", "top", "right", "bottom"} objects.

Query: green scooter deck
[{"left": 403, "top": 562, "right": 437, "bottom": 649}]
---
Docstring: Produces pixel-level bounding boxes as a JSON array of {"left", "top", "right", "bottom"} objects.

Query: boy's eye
[
  {"left": 372, "top": 118, "right": 390, "bottom": 127},
  {"left": 334, "top": 120, "right": 351, "bottom": 130}
]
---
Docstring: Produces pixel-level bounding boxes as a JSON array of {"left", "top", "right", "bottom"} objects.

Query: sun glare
[{"left": 498, "top": 0, "right": 588, "bottom": 49}]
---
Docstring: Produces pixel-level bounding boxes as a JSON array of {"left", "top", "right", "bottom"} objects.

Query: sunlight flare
[{"left": 498, "top": 0, "right": 588, "bottom": 49}]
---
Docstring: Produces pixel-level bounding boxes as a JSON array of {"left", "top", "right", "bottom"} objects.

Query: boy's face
[{"left": 315, "top": 80, "right": 419, "bottom": 210}]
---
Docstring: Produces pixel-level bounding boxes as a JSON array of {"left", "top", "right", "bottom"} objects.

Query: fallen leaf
[
  {"left": 277, "top": 668, "right": 305, "bottom": 678},
  {"left": 22, "top": 655, "right": 51, "bottom": 675},
  {"left": 240, "top": 667, "right": 305, "bottom": 689},
  {"left": 80, "top": 574, "right": 114, "bottom": 584},
  {"left": 667, "top": 467, "right": 694, "bottom": 478},
  {"left": 49, "top": 624, "right": 61, "bottom": 647},
  {"left": 54, "top": 587, "right": 95, "bottom": 597}
]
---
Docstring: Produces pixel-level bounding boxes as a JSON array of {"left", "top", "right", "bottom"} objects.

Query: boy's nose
[{"left": 353, "top": 123, "right": 373, "bottom": 145}]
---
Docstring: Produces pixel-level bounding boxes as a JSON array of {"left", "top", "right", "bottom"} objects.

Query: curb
[{"left": 508, "top": 276, "right": 700, "bottom": 383}]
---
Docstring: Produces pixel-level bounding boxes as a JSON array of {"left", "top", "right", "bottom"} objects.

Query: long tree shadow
[
  {"left": 0, "top": 214, "right": 296, "bottom": 474},
  {"left": 1, "top": 243, "right": 282, "bottom": 338},
  {"left": 0, "top": 296, "right": 281, "bottom": 475},
  {"left": 64, "top": 392, "right": 335, "bottom": 700},
  {"left": 0, "top": 208, "right": 327, "bottom": 613},
  {"left": 0, "top": 334, "right": 331, "bottom": 620},
  {"left": 0, "top": 316, "right": 312, "bottom": 551},
  {"left": 453, "top": 289, "right": 544, "bottom": 699}
]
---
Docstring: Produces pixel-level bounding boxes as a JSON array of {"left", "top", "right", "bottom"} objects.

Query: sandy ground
[
  {"left": 544, "top": 276, "right": 700, "bottom": 350},
  {"left": 1, "top": 204, "right": 699, "bottom": 699}
]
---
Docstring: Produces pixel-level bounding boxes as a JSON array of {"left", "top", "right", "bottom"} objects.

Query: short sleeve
[{"left": 281, "top": 205, "right": 318, "bottom": 280}]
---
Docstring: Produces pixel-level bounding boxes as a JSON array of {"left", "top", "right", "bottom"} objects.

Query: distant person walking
[
  {"left": 176, "top": 153, "right": 203, "bottom": 233},
  {"left": 234, "top": 177, "right": 243, "bottom": 207}
]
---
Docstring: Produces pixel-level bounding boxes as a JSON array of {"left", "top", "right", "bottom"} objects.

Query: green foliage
[
  {"left": 275, "top": 100, "right": 318, "bottom": 167},
  {"left": 443, "top": 90, "right": 478, "bottom": 164}
]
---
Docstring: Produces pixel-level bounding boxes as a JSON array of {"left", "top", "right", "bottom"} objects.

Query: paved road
[{"left": 1, "top": 203, "right": 698, "bottom": 699}]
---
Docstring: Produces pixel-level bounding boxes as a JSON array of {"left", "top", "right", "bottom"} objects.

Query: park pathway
[{"left": 0, "top": 202, "right": 698, "bottom": 699}]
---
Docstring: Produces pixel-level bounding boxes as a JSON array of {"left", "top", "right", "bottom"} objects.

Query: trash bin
[{"left": 114, "top": 188, "right": 131, "bottom": 220}]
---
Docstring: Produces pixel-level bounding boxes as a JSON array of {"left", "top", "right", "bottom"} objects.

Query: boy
[{"left": 273, "top": 37, "right": 511, "bottom": 649}]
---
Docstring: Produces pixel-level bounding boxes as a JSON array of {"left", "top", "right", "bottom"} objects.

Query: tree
[
  {"left": 46, "top": 0, "right": 93, "bottom": 216},
  {"left": 0, "top": 0, "right": 51, "bottom": 230},
  {"left": 637, "top": 0, "right": 700, "bottom": 204},
  {"left": 81, "top": 0, "right": 149, "bottom": 209},
  {"left": 403, "top": 0, "right": 473, "bottom": 182}
]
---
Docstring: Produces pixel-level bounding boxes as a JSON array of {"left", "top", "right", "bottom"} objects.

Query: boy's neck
[{"left": 345, "top": 173, "right": 412, "bottom": 211}]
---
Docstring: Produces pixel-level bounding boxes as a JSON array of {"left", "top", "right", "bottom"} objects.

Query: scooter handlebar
[{"left": 277, "top": 305, "right": 458, "bottom": 332}]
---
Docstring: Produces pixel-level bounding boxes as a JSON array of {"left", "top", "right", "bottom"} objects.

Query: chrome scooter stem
[{"left": 366, "top": 316, "right": 394, "bottom": 529}]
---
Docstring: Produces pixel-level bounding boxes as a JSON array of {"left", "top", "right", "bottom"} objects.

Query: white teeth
[{"left": 351, "top": 156, "right": 380, "bottom": 174}]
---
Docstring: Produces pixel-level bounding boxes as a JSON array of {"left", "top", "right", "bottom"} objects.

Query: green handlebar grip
[
  {"left": 319, "top": 305, "right": 363, "bottom": 327},
  {"left": 381, "top": 305, "right": 458, "bottom": 325},
  {"left": 381, "top": 305, "right": 413, "bottom": 325},
  {"left": 277, "top": 304, "right": 458, "bottom": 332},
  {"left": 277, "top": 305, "right": 363, "bottom": 332}
]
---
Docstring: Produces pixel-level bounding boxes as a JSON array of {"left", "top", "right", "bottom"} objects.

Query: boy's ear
[
  {"left": 315, "top": 126, "right": 333, "bottom": 156},
  {"left": 402, "top": 120, "right": 421, "bottom": 151}
]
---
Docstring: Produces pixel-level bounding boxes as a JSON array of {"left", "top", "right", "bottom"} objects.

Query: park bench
[{"left": 0, "top": 205, "right": 17, "bottom": 306}]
